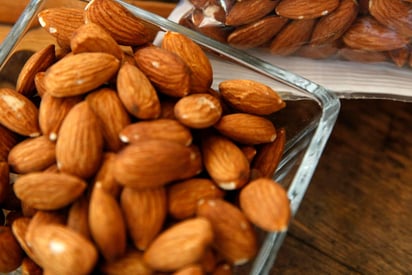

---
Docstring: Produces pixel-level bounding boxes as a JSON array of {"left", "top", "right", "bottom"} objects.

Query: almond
[
  {"left": 214, "top": 113, "right": 277, "bottom": 145},
  {"left": 388, "top": 46, "right": 410, "bottom": 67},
  {"left": 161, "top": 32, "right": 213, "bottom": 94},
  {"left": 227, "top": 15, "right": 289, "bottom": 49},
  {"left": 29, "top": 224, "right": 98, "bottom": 275},
  {"left": 239, "top": 178, "right": 291, "bottom": 232},
  {"left": 70, "top": 22, "right": 124, "bottom": 60},
  {"left": 276, "top": 0, "right": 340, "bottom": 19},
  {"left": 167, "top": 178, "right": 225, "bottom": 220},
  {"left": 201, "top": 134, "right": 250, "bottom": 190},
  {"left": 99, "top": 249, "right": 154, "bottom": 275},
  {"left": 56, "top": 101, "right": 104, "bottom": 179},
  {"left": 0, "top": 88, "right": 40, "bottom": 137},
  {"left": 296, "top": 41, "right": 339, "bottom": 59},
  {"left": 37, "top": 7, "right": 85, "bottom": 49},
  {"left": 134, "top": 46, "right": 191, "bottom": 97},
  {"left": 66, "top": 194, "right": 91, "bottom": 239},
  {"left": 174, "top": 93, "right": 222, "bottom": 129},
  {"left": 43, "top": 52, "right": 120, "bottom": 97},
  {"left": 89, "top": 182, "right": 127, "bottom": 262},
  {"left": 113, "top": 139, "right": 199, "bottom": 189},
  {"left": 117, "top": 62, "right": 161, "bottom": 119},
  {"left": 0, "top": 162, "right": 9, "bottom": 204},
  {"left": 338, "top": 47, "right": 389, "bottom": 63},
  {"left": 92, "top": 152, "right": 122, "bottom": 198},
  {"left": 0, "top": 226, "right": 24, "bottom": 273},
  {"left": 13, "top": 172, "right": 87, "bottom": 210},
  {"left": 120, "top": 186, "right": 167, "bottom": 250},
  {"left": 0, "top": 124, "right": 19, "bottom": 162},
  {"left": 269, "top": 19, "right": 316, "bottom": 56},
  {"left": 86, "top": 88, "right": 131, "bottom": 152},
  {"left": 11, "top": 217, "right": 39, "bottom": 264},
  {"left": 196, "top": 199, "right": 257, "bottom": 265},
  {"left": 84, "top": 0, "right": 153, "bottom": 46},
  {"left": 310, "top": 0, "right": 359, "bottom": 45},
  {"left": 119, "top": 119, "right": 192, "bottom": 146},
  {"left": 219, "top": 79, "right": 285, "bottom": 115},
  {"left": 38, "top": 92, "right": 83, "bottom": 141},
  {"left": 34, "top": 72, "right": 48, "bottom": 97},
  {"left": 16, "top": 44, "right": 56, "bottom": 97},
  {"left": 225, "top": 0, "right": 279, "bottom": 26},
  {"left": 8, "top": 135, "right": 56, "bottom": 174},
  {"left": 143, "top": 217, "right": 214, "bottom": 272},
  {"left": 342, "top": 16, "right": 409, "bottom": 51}
]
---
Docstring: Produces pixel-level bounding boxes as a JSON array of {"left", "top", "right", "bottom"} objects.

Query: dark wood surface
[{"left": 272, "top": 99, "right": 412, "bottom": 274}]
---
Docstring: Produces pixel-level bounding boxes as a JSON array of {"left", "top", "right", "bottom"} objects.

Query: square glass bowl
[{"left": 0, "top": 0, "right": 340, "bottom": 274}]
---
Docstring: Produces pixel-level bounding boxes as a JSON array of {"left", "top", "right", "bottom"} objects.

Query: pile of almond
[
  {"left": 0, "top": 0, "right": 291, "bottom": 274},
  {"left": 181, "top": 0, "right": 412, "bottom": 68}
]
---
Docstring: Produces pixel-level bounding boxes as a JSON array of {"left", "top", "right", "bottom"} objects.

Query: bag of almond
[{"left": 169, "top": 0, "right": 412, "bottom": 100}]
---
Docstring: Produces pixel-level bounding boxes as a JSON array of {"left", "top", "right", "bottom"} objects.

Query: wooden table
[{"left": 2, "top": 1, "right": 412, "bottom": 274}]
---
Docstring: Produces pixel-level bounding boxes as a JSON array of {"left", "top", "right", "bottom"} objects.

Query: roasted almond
[
  {"left": 225, "top": 0, "right": 279, "bottom": 26},
  {"left": 276, "top": 0, "right": 339, "bottom": 19}
]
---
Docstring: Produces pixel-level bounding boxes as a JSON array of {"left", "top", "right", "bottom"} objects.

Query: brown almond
[
  {"left": 143, "top": 217, "right": 214, "bottom": 272},
  {"left": 13, "top": 172, "right": 87, "bottom": 210},
  {"left": 0, "top": 124, "right": 19, "bottom": 162},
  {"left": 89, "top": 182, "right": 127, "bottom": 262},
  {"left": 225, "top": 0, "right": 279, "bottom": 26},
  {"left": 201, "top": 134, "right": 250, "bottom": 190},
  {"left": 239, "top": 178, "right": 291, "bottom": 232},
  {"left": 86, "top": 88, "right": 131, "bottom": 152},
  {"left": 134, "top": 46, "right": 191, "bottom": 97},
  {"left": 197, "top": 199, "right": 257, "bottom": 265},
  {"left": 0, "top": 88, "right": 40, "bottom": 137},
  {"left": 162, "top": 31, "right": 213, "bottom": 94},
  {"left": 219, "top": 79, "right": 285, "bottom": 115},
  {"left": 120, "top": 186, "right": 167, "bottom": 250},
  {"left": 174, "top": 93, "right": 222, "bottom": 129},
  {"left": 11, "top": 217, "right": 39, "bottom": 264},
  {"left": 93, "top": 152, "right": 122, "bottom": 198},
  {"left": 56, "top": 101, "right": 104, "bottom": 179},
  {"left": 0, "top": 226, "right": 24, "bottom": 273},
  {"left": 16, "top": 44, "right": 56, "bottom": 97},
  {"left": 276, "top": 0, "right": 339, "bottom": 19},
  {"left": 0, "top": 161, "right": 9, "bottom": 204},
  {"left": 117, "top": 62, "right": 161, "bottom": 119},
  {"left": 67, "top": 194, "right": 91, "bottom": 240},
  {"left": 214, "top": 113, "right": 277, "bottom": 145},
  {"left": 43, "top": 52, "right": 120, "bottom": 97},
  {"left": 99, "top": 249, "right": 153, "bottom": 275}
]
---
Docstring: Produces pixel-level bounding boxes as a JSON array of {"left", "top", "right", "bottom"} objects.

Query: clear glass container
[{"left": 0, "top": 0, "right": 340, "bottom": 274}]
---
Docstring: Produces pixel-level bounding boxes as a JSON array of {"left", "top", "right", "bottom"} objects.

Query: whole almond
[
  {"left": 113, "top": 139, "right": 200, "bottom": 189},
  {"left": 196, "top": 199, "right": 257, "bottom": 265},
  {"left": 143, "top": 217, "right": 214, "bottom": 272},
  {"left": 269, "top": 19, "right": 316, "bottom": 56},
  {"left": 56, "top": 101, "right": 104, "bottom": 179},
  {"left": 219, "top": 79, "right": 285, "bottom": 115},
  {"left": 214, "top": 113, "right": 277, "bottom": 145},
  {"left": 38, "top": 92, "right": 83, "bottom": 141},
  {"left": 134, "top": 46, "right": 191, "bottom": 97},
  {"left": 70, "top": 22, "right": 124, "bottom": 60},
  {"left": 0, "top": 88, "right": 40, "bottom": 137},
  {"left": 167, "top": 178, "right": 225, "bottom": 220},
  {"left": 84, "top": 0, "right": 153, "bottom": 46},
  {"left": 117, "top": 62, "right": 161, "bottom": 119},
  {"left": 43, "top": 52, "right": 120, "bottom": 97},
  {"left": 201, "top": 134, "right": 250, "bottom": 190},
  {"left": 99, "top": 249, "right": 153, "bottom": 275},
  {"left": 86, "top": 88, "right": 131, "bottom": 152},
  {"left": 13, "top": 172, "right": 87, "bottom": 210},
  {"left": 276, "top": 0, "right": 339, "bottom": 19},
  {"left": 89, "top": 182, "right": 127, "bottom": 262},
  {"left": 228, "top": 16, "right": 289, "bottom": 49},
  {"left": 0, "top": 226, "right": 24, "bottom": 273},
  {"left": 37, "top": 8, "right": 85, "bottom": 49},
  {"left": 343, "top": 16, "right": 409, "bottom": 51},
  {"left": 16, "top": 44, "right": 56, "bottom": 97},
  {"left": 239, "top": 178, "right": 291, "bottom": 232},
  {"left": 121, "top": 186, "right": 167, "bottom": 250},
  {"left": 8, "top": 136, "right": 56, "bottom": 174},
  {"left": 162, "top": 31, "right": 213, "bottom": 94},
  {"left": 174, "top": 93, "right": 222, "bottom": 129},
  {"left": 310, "top": 0, "right": 359, "bottom": 45},
  {"left": 225, "top": 0, "right": 279, "bottom": 26},
  {"left": 119, "top": 118, "right": 192, "bottom": 146},
  {"left": 29, "top": 224, "right": 98, "bottom": 275}
]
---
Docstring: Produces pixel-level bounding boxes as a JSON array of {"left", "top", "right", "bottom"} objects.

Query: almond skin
[
  {"left": 219, "top": 79, "right": 285, "bottom": 115},
  {"left": 276, "top": 0, "right": 340, "bottom": 19},
  {"left": 143, "top": 217, "right": 214, "bottom": 272},
  {"left": 225, "top": 0, "right": 279, "bottom": 26},
  {"left": 239, "top": 178, "right": 291, "bottom": 232},
  {"left": 56, "top": 101, "right": 104, "bottom": 179},
  {"left": 0, "top": 88, "right": 40, "bottom": 137},
  {"left": 43, "top": 52, "right": 120, "bottom": 97},
  {"left": 13, "top": 172, "right": 87, "bottom": 210}
]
